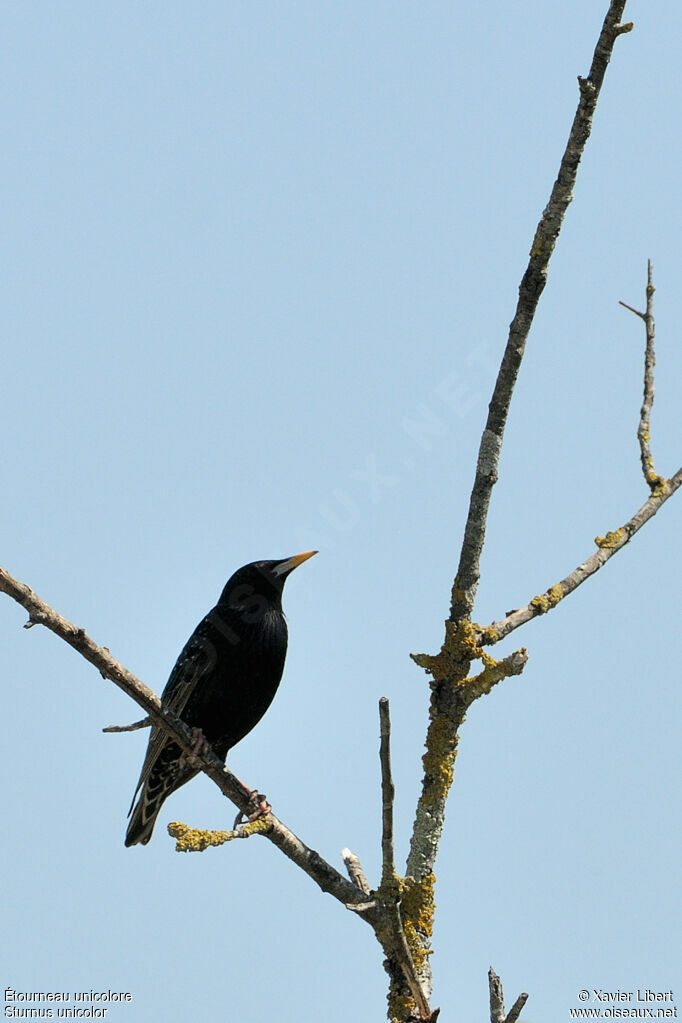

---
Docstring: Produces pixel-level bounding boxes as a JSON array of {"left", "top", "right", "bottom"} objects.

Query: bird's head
[{"left": 218, "top": 551, "right": 317, "bottom": 613}]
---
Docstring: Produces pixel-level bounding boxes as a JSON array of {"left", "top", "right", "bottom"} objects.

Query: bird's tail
[
  {"left": 125, "top": 789, "right": 161, "bottom": 847},
  {"left": 125, "top": 750, "right": 198, "bottom": 847}
]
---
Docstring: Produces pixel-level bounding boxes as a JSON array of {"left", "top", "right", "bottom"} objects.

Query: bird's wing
[{"left": 128, "top": 628, "right": 219, "bottom": 813}]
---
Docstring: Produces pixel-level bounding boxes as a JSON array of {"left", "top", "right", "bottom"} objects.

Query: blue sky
[{"left": 2, "top": 2, "right": 680, "bottom": 1021}]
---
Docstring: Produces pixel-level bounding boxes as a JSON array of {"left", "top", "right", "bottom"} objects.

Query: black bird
[{"left": 125, "top": 551, "right": 317, "bottom": 846}]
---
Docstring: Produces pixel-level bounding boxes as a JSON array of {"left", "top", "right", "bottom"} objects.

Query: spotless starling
[{"left": 125, "top": 551, "right": 317, "bottom": 846}]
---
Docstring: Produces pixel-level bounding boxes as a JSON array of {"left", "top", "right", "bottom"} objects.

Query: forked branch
[
  {"left": 408, "top": 0, "right": 634, "bottom": 896},
  {"left": 403, "top": 5, "right": 680, "bottom": 1018},
  {"left": 489, "top": 968, "right": 528, "bottom": 1023},
  {"left": 620, "top": 259, "right": 663, "bottom": 489},
  {"left": 1, "top": 5, "right": 676, "bottom": 1023}
]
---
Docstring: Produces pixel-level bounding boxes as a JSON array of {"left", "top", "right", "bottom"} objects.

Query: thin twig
[
  {"left": 103, "top": 716, "right": 151, "bottom": 732},
  {"left": 481, "top": 466, "right": 682, "bottom": 645},
  {"left": 0, "top": 564, "right": 373, "bottom": 916},
  {"left": 377, "top": 698, "right": 435, "bottom": 1021},
  {"left": 639, "top": 259, "right": 657, "bottom": 485},
  {"left": 620, "top": 259, "right": 661, "bottom": 489},
  {"left": 617, "top": 300, "right": 644, "bottom": 319},
  {"left": 344, "top": 900, "right": 378, "bottom": 914},
  {"left": 379, "top": 697, "right": 396, "bottom": 885},
  {"left": 451, "top": 0, "right": 631, "bottom": 624}
]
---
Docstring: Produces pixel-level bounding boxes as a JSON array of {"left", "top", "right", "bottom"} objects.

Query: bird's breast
[{"left": 190, "top": 605, "right": 288, "bottom": 750}]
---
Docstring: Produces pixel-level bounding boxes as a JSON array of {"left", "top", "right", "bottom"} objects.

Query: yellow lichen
[
  {"left": 595, "top": 528, "right": 625, "bottom": 549},
  {"left": 421, "top": 712, "right": 457, "bottom": 795},
  {"left": 464, "top": 647, "right": 527, "bottom": 700},
  {"left": 385, "top": 873, "right": 437, "bottom": 1021},
  {"left": 387, "top": 992, "right": 415, "bottom": 1023},
  {"left": 168, "top": 822, "right": 234, "bottom": 851},
  {"left": 479, "top": 647, "right": 499, "bottom": 669},
  {"left": 449, "top": 580, "right": 468, "bottom": 610},
  {"left": 480, "top": 624, "right": 500, "bottom": 645},
  {"left": 647, "top": 473, "right": 668, "bottom": 496},
  {"left": 401, "top": 872, "right": 436, "bottom": 975},
  {"left": 530, "top": 225, "right": 544, "bottom": 258},
  {"left": 412, "top": 618, "right": 483, "bottom": 683},
  {"left": 168, "top": 816, "right": 271, "bottom": 852},
  {"left": 401, "top": 872, "right": 436, "bottom": 942},
  {"left": 445, "top": 618, "right": 481, "bottom": 660},
  {"left": 531, "top": 584, "right": 565, "bottom": 614}
]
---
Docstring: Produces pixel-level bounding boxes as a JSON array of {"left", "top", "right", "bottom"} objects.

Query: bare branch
[
  {"left": 505, "top": 993, "right": 530, "bottom": 1023},
  {"left": 344, "top": 900, "right": 378, "bottom": 915},
  {"left": 482, "top": 466, "right": 682, "bottom": 645},
  {"left": 2, "top": 7, "right": 670, "bottom": 1023},
  {"left": 412, "top": 646, "right": 528, "bottom": 701},
  {"left": 402, "top": 10, "right": 635, "bottom": 1006},
  {"left": 451, "top": 0, "right": 631, "bottom": 623},
  {"left": 383, "top": 914, "right": 434, "bottom": 1022},
  {"left": 379, "top": 697, "right": 396, "bottom": 886},
  {"left": 489, "top": 968, "right": 529, "bottom": 1023},
  {"left": 489, "top": 969, "right": 505, "bottom": 1023},
  {"left": 620, "top": 260, "right": 663, "bottom": 490},
  {"left": 0, "top": 564, "right": 372, "bottom": 915},
  {"left": 103, "top": 717, "right": 151, "bottom": 733},
  {"left": 407, "top": 640, "right": 529, "bottom": 887},
  {"left": 341, "top": 848, "right": 372, "bottom": 896},
  {"left": 376, "top": 698, "right": 436, "bottom": 1021},
  {"left": 617, "top": 299, "right": 644, "bottom": 319}
]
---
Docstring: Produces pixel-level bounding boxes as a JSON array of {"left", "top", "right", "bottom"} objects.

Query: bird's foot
[
  {"left": 178, "top": 727, "right": 211, "bottom": 769},
  {"left": 233, "top": 789, "right": 272, "bottom": 829}
]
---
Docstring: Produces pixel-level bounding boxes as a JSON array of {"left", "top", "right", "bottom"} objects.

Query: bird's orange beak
[{"left": 273, "top": 550, "right": 318, "bottom": 576}]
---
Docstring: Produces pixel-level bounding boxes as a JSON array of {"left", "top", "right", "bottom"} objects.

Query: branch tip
[
  {"left": 341, "top": 848, "right": 372, "bottom": 896},
  {"left": 489, "top": 967, "right": 528, "bottom": 1023},
  {"left": 506, "top": 993, "right": 529, "bottom": 1023},
  {"left": 102, "top": 716, "right": 152, "bottom": 733}
]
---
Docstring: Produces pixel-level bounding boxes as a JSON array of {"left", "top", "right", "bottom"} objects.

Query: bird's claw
[
  {"left": 178, "top": 727, "right": 211, "bottom": 769},
  {"left": 233, "top": 790, "right": 271, "bottom": 829}
]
